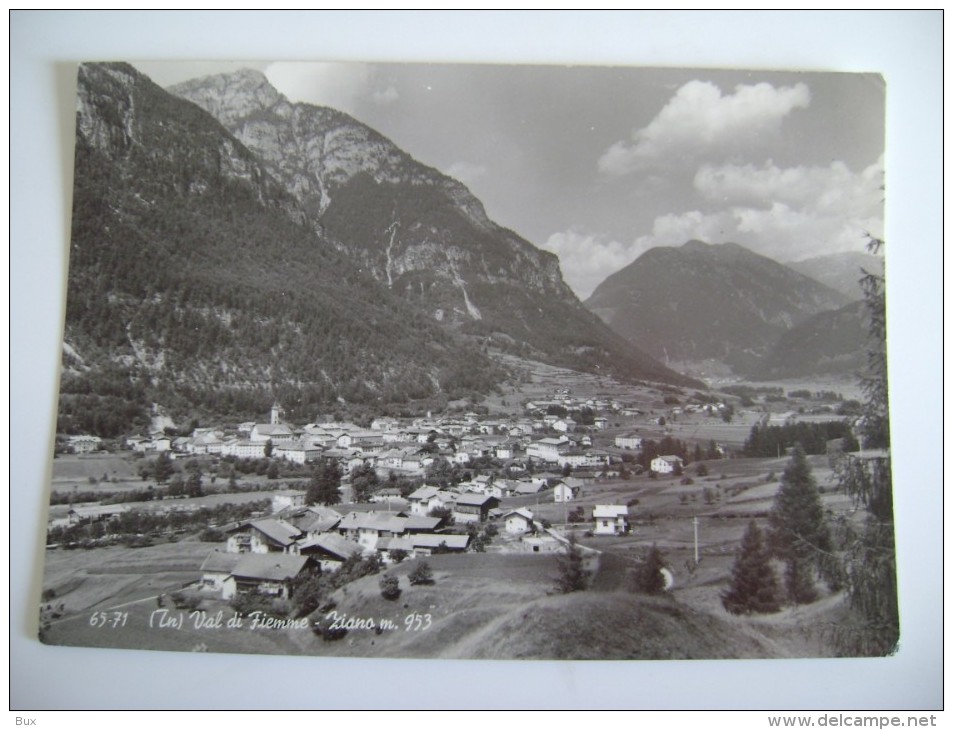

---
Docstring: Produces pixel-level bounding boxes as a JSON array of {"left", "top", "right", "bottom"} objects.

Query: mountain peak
[
  {"left": 681, "top": 239, "right": 713, "bottom": 253},
  {"left": 680, "top": 240, "right": 749, "bottom": 257},
  {"left": 169, "top": 68, "right": 285, "bottom": 127},
  {"left": 586, "top": 240, "right": 851, "bottom": 370}
]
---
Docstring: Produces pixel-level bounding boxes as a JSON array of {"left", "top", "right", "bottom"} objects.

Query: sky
[{"left": 135, "top": 61, "right": 885, "bottom": 300}]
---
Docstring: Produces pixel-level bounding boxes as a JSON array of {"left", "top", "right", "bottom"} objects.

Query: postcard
[{"left": 38, "top": 60, "right": 895, "bottom": 661}]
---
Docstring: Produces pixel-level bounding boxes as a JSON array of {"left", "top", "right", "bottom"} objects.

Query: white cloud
[
  {"left": 694, "top": 157, "right": 884, "bottom": 218},
  {"left": 542, "top": 230, "right": 639, "bottom": 300},
  {"left": 444, "top": 161, "right": 487, "bottom": 185},
  {"left": 598, "top": 80, "right": 811, "bottom": 175},
  {"left": 631, "top": 198, "right": 882, "bottom": 265},
  {"left": 264, "top": 62, "right": 372, "bottom": 114},
  {"left": 372, "top": 85, "right": 399, "bottom": 105}
]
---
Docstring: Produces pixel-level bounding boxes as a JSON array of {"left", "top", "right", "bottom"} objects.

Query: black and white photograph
[
  {"left": 38, "top": 58, "right": 897, "bottom": 661},
  {"left": 11, "top": 10, "right": 942, "bottom": 712}
]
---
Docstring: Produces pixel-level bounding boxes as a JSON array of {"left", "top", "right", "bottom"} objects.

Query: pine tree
[
  {"left": 553, "top": 533, "right": 590, "bottom": 593},
  {"left": 722, "top": 521, "right": 781, "bottom": 614},
  {"left": 833, "top": 236, "right": 898, "bottom": 656},
  {"left": 307, "top": 460, "right": 342, "bottom": 506},
  {"left": 633, "top": 544, "right": 667, "bottom": 595},
  {"left": 768, "top": 444, "right": 834, "bottom": 604}
]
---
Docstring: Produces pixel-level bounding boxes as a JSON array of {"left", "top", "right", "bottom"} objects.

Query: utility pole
[{"left": 693, "top": 514, "right": 699, "bottom": 565}]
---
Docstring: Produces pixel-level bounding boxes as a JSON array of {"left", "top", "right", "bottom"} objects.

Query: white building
[
  {"left": 651, "top": 455, "right": 684, "bottom": 474},
  {"left": 614, "top": 433, "right": 643, "bottom": 449},
  {"left": 593, "top": 505, "right": 629, "bottom": 536}
]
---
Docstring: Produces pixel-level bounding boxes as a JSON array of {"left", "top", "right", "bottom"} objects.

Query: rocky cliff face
[
  {"left": 62, "top": 62, "right": 514, "bottom": 434},
  {"left": 171, "top": 69, "right": 697, "bottom": 387}
]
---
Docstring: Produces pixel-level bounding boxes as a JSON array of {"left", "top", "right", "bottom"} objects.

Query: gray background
[{"left": 10, "top": 10, "right": 942, "bottom": 710}]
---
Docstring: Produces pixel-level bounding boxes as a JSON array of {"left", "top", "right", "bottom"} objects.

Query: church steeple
[{"left": 270, "top": 402, "right": 284, "bottom": 425}]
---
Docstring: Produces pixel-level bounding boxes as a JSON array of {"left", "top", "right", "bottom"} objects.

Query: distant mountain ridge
[
  {"left": 170, "top": 69, "right": 698, "bottom": 388},
  {"left": 585, "top": 240, "right": 851, "bottom": 372},
  {"left": 788, "top": 250, "right": 884, "bottom": 301},
  {"left": 749, "top": 300, "right": 869, "bottom": 379}
]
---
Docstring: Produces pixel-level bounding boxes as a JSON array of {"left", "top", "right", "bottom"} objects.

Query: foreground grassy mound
[{"left": 306, "top": 553, "right": 774, "bottom": 660}]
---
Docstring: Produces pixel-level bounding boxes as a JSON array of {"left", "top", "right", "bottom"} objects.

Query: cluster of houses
[
  {"left": 197, "top": 481, "right": 562, "bottom": 601},
  {"left": 118, "top": 400, "right": 625, "bottom": 478},
  {"left": 199, "top": 488, "right": 635, "bottom": 602}
]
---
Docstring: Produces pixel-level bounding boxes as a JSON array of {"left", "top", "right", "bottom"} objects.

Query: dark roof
[
  {"left": 455, "top": 493, "right": 499, "bottom": 507},
  {"left": 229, "top": 554, "right": 311, "bottom": 582},
  {"left": 200, "top": 551, "right": 243, "bottom": 574},
  {"left": 409, "top": 534, "right": 471, "bottom": 550},
  {"left": 298, "top": 533, "right": 363, "bottom": 560},
  {"left": 403, "top": 516, "right": 443, "bottom": 532},
  {"left": 227, "top": 518, "right": 302, "bottom": 547}
]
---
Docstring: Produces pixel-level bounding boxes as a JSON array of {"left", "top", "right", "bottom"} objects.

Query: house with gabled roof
[
  {"left": 221, "top": 553, "right": 315, "bottom": 600},
  {"left": 276, "top": 505, "right": 342, "bottom": 536},
  {"left": 337, "top": 512, "right": 409, "bottom": 550},
  {"left": 453, "top": 493, "right": 500, "bottom": 524},
  {"left": 502, "top": 508, "right": 535, "bottom": 535},
  {"left": 199, "top": 550, "right": 242, "bottom": 592},
  {"left": 225, "top": 518, "right": 303, "bottom": 554},
  {"left": 250, "top": 423, "right": 294, "bottom": 445},
  {"left": 615, "top": 433, "right": 643, "bottom": 450},
  {"left": 274, "top": 440, "right": 322, "bottom": 464},
  {"left": 651, "top": 455, "right": 684, "bottom": 474},
  {"left": 526, "top": 436, "right": 570, "bottom": 463},
  {"left": 593, "top": 505, "right": 630, "bottom": 536},
  {"left": 405, "top": 533, "right": 471, "bottom": 555},
  {"left": 297, "top": 532, "right": 364, "bottom": 572},
  {"left": 220, "top": 438, "right": 267, "bottom": 459},
  {"left": 407, "top": 485, "right": 441, "bottom": 516},
  {"left": 554, "top": 477, "right": 586, "bottom": 503},
  {"left": 188, "top": 431, "right": 223, "bottom": 455}
]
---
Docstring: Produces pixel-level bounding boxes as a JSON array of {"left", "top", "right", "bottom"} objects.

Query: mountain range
[
  {"left": 60, "top": 63, "right": 696, "bottom": 436},
  {"left": 584, "top": 240, "right": 854, "bottom": 373},
  {"left": 168, "top": 70, "right": 690, "bottom": 388}
]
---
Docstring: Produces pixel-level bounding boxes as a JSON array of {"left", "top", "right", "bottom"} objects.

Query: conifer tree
[
  {"left": 553, "top": 533, "right": 590, "bottom": 593},
  {"left": 768, "top": 444, "right": 834, "bottom": 604},
  {"left": 833, "top": 236, "right": 898, "bottom": 655},
  {"left": 722, "top": 520, "right": 781, "bottom": 614},
  {"left": 307, "top": 459, "right": 342, "bottom": 506},
  {"left": 633, "top": 544, "right": 667, "bottom": 595}
]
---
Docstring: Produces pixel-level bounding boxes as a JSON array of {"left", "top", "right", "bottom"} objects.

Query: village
[
  {"left": 47, "top": 388, "right": 732, "bottom": 584},
  {"left": 42, "top": 378, "right": 865, "bottom": 658}
]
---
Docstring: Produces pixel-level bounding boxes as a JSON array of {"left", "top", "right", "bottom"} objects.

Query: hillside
[
  {"left": 301, "top": 553, "right": 783, "bottom": 660},
  {"left": 170, "top": 70, "right": 699, "bottom": 389},
  {"left": 748, "top": 300, "right": 869, "bottom": 379},
  {"left": 788, "top": 251, "right": 883, "bottom": 301},
  {"left": 585, "top": 240, "right": 850, "bottom": 372},
  {"left": 61, "top": 63, "right": 506, "bottom": 436}
]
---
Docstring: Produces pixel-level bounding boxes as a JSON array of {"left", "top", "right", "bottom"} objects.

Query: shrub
[
  {"left": 379, "top": 574, "right": 401, "bottom": 601},
  {"left": 390, "top": 548, "right": 409, "bottom": 564},
  {"left": 229, "top": 591, "right": 274, "bottom": 617},
  {"left": 199, "top": 527, "right": 226, "bottom": 542},
  {"left": 408, "top": 561, "right": 435, "bottom": 586}
]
